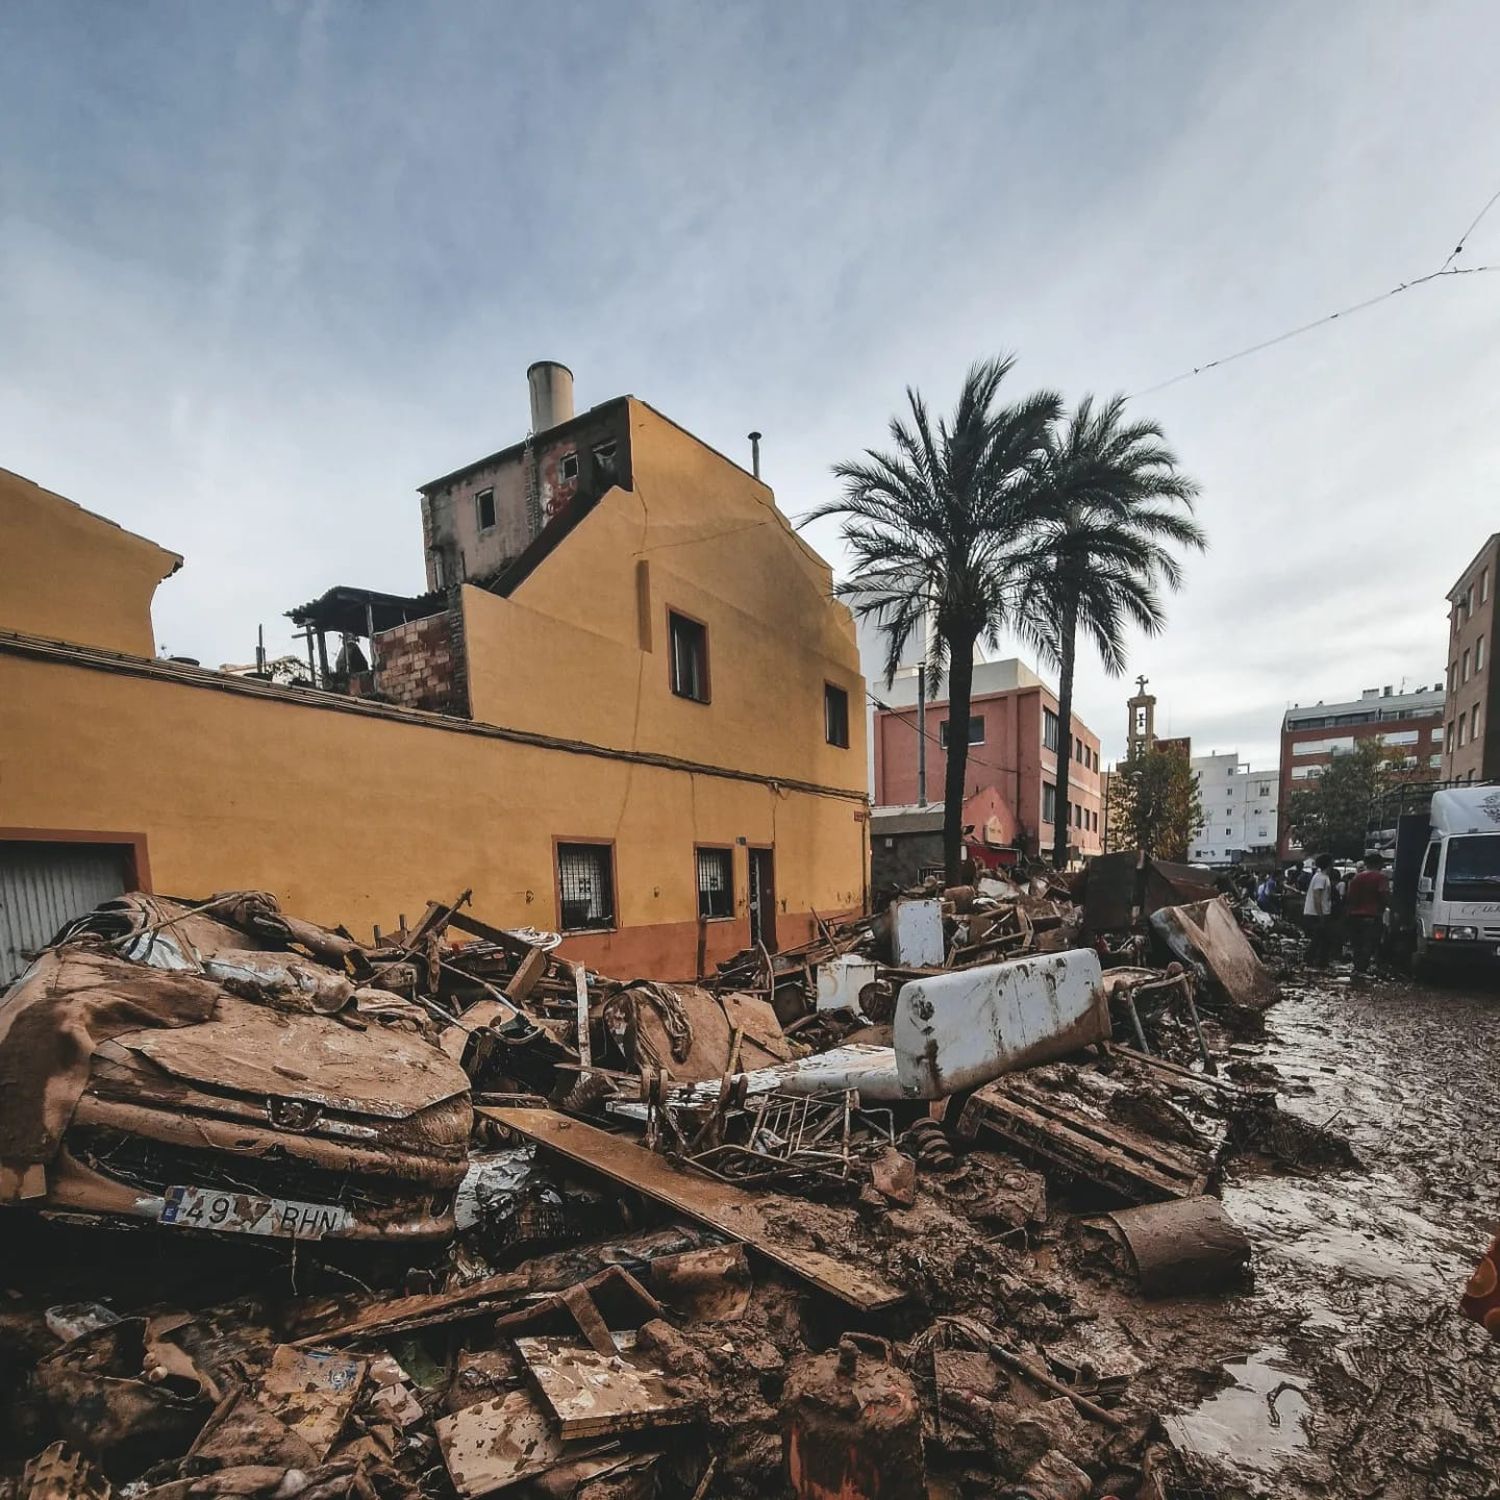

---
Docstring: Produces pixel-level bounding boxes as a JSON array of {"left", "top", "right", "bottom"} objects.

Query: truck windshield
[{"left": 1442, "top": 834, "right": 1500, "bottom": 901}]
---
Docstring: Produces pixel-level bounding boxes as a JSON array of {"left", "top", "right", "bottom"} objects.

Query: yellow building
[{"left": 0, "top": 380, "right": 868, "bottom": 983}]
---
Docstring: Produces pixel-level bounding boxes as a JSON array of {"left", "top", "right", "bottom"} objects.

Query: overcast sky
[{"left": 4, "top": 1, "right": 1499, "bottom": 769}]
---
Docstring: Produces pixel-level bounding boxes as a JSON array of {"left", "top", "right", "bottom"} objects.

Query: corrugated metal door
[{"left": 0, "top": 841, "right": 130, "bottom": 985}]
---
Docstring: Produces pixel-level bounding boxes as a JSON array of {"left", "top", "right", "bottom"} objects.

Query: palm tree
[
  {"left": 806, "top": 358, "right": 1061, "bottom": 882},
  {"left": 1014, "top": 394, "right": 1205, "bottom": 868}
]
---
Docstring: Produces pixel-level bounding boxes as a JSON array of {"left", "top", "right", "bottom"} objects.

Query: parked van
[{"left": 1389, "top": 785, "right": 1500, "bottom": 972}]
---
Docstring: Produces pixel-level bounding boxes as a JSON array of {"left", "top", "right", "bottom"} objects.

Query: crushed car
[{"left": 0, "top": 892, "right": 472, "bottom": 1241}]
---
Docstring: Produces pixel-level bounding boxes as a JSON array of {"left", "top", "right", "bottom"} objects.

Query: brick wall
[{"left": 372, "top": 609, "right": 468, "bottom": 716}]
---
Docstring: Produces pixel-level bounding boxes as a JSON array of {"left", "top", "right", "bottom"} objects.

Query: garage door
[{"left": 0, "top": 841, "right": 131, "bottom": 986}]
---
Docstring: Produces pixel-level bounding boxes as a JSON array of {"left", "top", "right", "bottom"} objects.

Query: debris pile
[{"left": 0, "top": 874, "right": 1348, "bottom": 1498}]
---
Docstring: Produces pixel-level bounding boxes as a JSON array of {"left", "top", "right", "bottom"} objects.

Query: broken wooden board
[
  {"left": 435, "top": 1388, "right": 608, "bottom": 1497},
  {"left": 955, "top": 1077, "right": 1210, "bottom": 1204},
  {"left": 479, "top": 1108, "right": 904, "bottom": 1311},
  {"left": 260, "top": 1345, "right": 367, "bottom": 1461},
  {"left": 515, "top": 1334, "right": 700, "bottom": 1439}
]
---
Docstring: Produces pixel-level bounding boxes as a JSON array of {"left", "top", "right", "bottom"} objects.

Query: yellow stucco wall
[
  {"left": 0, "top": 649, "right": 866, "bottom": 977},
  {"left": 0, "top": 467, "right": 179, "bottom": 658},
  {"left": 463, "top": 399, "right": 867, "bottom": 791},
  {"left": 1, "top": 405, "right": 868, "bottom": 978}
]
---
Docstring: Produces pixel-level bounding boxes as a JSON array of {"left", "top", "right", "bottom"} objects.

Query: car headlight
[{"left": 1434, "top": 924, "right": 1478, "bottom": 942}]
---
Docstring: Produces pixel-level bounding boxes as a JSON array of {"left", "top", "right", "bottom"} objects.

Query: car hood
[{"left": 114, "top": 994, "right": 469, "bottom": 1120}]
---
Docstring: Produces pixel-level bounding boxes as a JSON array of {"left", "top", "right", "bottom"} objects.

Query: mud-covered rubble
[{"left": 0, "top": 876, "right": 1421, "bottom": 1499}]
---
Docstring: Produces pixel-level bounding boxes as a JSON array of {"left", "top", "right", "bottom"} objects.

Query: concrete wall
[
  {"left": 0, "top": 646, "right": 865, "bottom": 978},
  {"left": 2, "top": 399, "right": 867, "bottom": 980},
  {"left": 1443, "top": 534, "right": 1500, "bottom": 784},
  {"left": 0, "top": 467, "right": 179, "bottom": 657},
  {"left": 462, "top": 400, "right": 867, "bottom": 791},
  {"left": 420, "top": 403, "right": 632, "bottom": 588}
]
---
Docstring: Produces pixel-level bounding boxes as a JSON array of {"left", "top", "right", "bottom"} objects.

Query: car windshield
[{"left": 1442, "top": 834, "right": 1500, "bottom": 900}]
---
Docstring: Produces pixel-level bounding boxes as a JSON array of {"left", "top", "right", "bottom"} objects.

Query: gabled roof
[{"left": 1, "top": 464, "right": 182, "bottom": 577}]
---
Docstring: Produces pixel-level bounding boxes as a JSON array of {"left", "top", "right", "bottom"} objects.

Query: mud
[{"left": 1133, "top": 969, "right": 1500, "bottom": 1498}]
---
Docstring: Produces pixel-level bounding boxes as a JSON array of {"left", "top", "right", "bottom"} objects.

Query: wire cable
[{"left": 1132, "top": 176, "right": 1500, "bottom": 397}]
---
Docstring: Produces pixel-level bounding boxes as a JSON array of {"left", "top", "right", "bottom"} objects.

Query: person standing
[
  {"left": 1344, "top": 852, "right": 1391, "bottom": 978},
  {"left": 1304, "top": 854, "right": 1334, "bottom": 967}
]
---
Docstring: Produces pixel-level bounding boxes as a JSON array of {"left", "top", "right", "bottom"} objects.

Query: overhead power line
[{"left": 1131, "top": 179, "right": 1500, "bottom": 398}]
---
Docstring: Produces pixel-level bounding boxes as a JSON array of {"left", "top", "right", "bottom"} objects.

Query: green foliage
[
  {"left": 1286, "top": 739, "right": 1392, "bottom": 858},
  {"left": 1106, "top": 749, "right": 1204, "bottom": 861},
  {"left": 804, "top": 357, "right": 1061, "bottom": 881},
  {"left": 1015, "top": 395, "right": 1204, "bottom": 866}
]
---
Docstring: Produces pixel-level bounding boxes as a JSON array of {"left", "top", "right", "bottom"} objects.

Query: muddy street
[{"left": 1163, "top": 969, "right": 1500, "bottom": 1498}]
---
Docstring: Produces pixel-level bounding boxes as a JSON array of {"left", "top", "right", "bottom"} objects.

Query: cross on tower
[{"left": 1135, "top": 674, "right": 1149, "bottom": 697}]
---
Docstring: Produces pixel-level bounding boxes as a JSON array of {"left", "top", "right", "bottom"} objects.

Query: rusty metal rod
[{"left": 985, "top": 1341, "right": 1126, "bottom": 1429}]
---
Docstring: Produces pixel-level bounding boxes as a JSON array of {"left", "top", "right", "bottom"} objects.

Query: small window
[
  {"left": 1463, "top": 649, "right": 1471, "bottom": 683},
  {"left": 1472, "top": 704, "right": 1482, "bottom": 740},
  {"left": 1479, "top": 636, "right": 1487, "bottom": 672},
  {"left": 1043, "top": 708, "right": 1059, "bottom": 751},
  {"left": 557, "top": 842, "right": 615, "bottom": 932},
  {"left": 475, "top": 488, "right": 496, "bottom": 532},
  {"left": 824, "top": 683, "right": 850, "bottom": 747},
  {"left": 1483, "top": 568, "right": 1491, "bottom": 604},
  {"left": 668, "top": 611, "right": 709, "bottom": 702},
  {"left": 1423, "top": 841, "right": 1440, "bottom": 880},
  {"left": 696, "top": 847, "right": 734, "bottom": 920},
  {"left": 593, "top": 441, "right": 618, "bottom": 469},
  {"left": 560, "top": 452, "right": 580, "bottom": 480},
  {"left": 1042, "top": 782, "right": 1057, "bottom": 824}
]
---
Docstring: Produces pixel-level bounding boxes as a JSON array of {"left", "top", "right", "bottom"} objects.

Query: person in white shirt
[{"left": 1303, "top": 853, "right": 1334, "bottom": 967}]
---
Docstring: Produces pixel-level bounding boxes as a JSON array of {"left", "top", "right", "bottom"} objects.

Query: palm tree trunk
[
  {"left": 1050, "top": 593, "right": 1079, "bottom": 869},
  {"left": 943, "top": 633, "right": 977, "bottom": 883}
]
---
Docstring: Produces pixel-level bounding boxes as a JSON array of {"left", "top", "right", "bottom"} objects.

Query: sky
[{"left": 3, "top": 0, "right": 1499, "bottom": 770}]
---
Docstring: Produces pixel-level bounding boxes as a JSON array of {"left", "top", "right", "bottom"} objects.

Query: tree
[
  {"left": 1105, "top": 748, "right": 1203, "bottom": 860},
  {"left": 1286, "top": 739, "right": 1393, "bottom": 858},
  {"left": 1015, "top": 395, "right": 1204, "bottom": 867},
  {"left": 808, "top": 358, "right": 1061, "bottom": 881}
]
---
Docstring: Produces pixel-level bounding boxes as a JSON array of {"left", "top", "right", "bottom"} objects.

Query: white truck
[{"left": 1390, "top": 785, "right": 1500, "bottom": 973}]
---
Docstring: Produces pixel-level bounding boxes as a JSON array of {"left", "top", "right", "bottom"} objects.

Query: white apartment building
[{"left": 1188, "top": 751, "right": 1280, "bottom": 866}]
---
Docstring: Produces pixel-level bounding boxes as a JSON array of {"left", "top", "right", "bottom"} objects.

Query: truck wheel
[{"left": 1411, "top": 932, "right": 1435, "bottom": 982}]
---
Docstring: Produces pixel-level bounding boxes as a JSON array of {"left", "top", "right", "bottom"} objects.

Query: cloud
[{"left": 1, "top": 0, "right": 1498, "bottom": 775}]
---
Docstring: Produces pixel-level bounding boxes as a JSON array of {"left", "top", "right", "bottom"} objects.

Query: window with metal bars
[
  {"left": 556, "top": 842, "right": 615, "bottom": 932},
  {"left": 696, "top": 847, "right": 734, "bottom": 920}
]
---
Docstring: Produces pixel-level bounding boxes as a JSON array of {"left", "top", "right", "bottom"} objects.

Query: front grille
[{"left": 68, "top": 1126, "right": 448, "bottom": 1221}]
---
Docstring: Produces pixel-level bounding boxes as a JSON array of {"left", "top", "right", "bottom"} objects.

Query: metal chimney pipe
[
  {"left": 527, "top": 361, "right": 575, "bottom": 433},
  {"left": 748, "top": 430, "right": 762, "bottom": 479}
]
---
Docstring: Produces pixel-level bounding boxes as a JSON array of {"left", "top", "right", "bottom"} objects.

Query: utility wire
[{"left": 1131, "top": 178, "right": 1500, "bottom": 398}]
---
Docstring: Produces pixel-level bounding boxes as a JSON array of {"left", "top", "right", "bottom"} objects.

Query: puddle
[{"left": 1163, "top": 1345, "right": 1311, "bottom": 1486}]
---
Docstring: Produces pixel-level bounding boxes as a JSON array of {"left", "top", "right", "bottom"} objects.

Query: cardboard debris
[
  {"left": 435, "top": 1388, "right": 606, "bottom": 1497},
  {"left": 515, "top": 1331, "right": 702, "bottom": 1439},
  {"left": 259, "top": 1344, "right": 367, "bottom": 1461}
]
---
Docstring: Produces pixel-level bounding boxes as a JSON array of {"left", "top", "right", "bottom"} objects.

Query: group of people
[{"left": 1285, "top": 852, "right": 1391, "bottom": 976}]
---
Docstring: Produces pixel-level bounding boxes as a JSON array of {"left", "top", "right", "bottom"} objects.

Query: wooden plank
[
  {"left": 505, "top": 946, "right": 550, "bottom": 1004},
  {"left": 1004, "top": 1081, "right": 1209, "bottom": 1180},
  {"left": 573, "top": 963, "right": 592, "bottom": 1069},
  {"left": 479, "top": 1108, "right": 904, "bottom": 1311}
]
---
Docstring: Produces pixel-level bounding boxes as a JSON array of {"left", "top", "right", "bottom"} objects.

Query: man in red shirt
[{"left": 1344, "top": 852, "right": 1390, "bottom": 977}]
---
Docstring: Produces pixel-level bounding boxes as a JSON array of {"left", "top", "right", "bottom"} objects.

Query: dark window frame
[
  {"left": 939, "top": 714, "right": 985, "bottom": 749},
  {"left": 1043, "top": 707, "right": 1060, "bottom": 752},
  {"left": 554, "top": 838, "right": 619, "bottom": 934},
  {"left": 475, "top": 487, "right": 496, "bottom": 533},
  {"left": 560, "top": 451, "right": 580, "bottom": 481},
  {"left": 824, "top": 682, "right": 851, "bottom": 748},
  {"left": 695, "top": 845, "right": 735, "bottom": 921},
  {"left": 667, "top": 608, "right": 711, "bottom": 704}
]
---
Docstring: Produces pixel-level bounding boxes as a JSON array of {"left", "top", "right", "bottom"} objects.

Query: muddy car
[{"left": 0, "top": 894, "right": 472, "bottom": 1242}]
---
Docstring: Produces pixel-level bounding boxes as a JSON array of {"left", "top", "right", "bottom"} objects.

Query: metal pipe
[
  {"left": 917, "top": 664, "right": 928, "bottom": 806},
  {"left": 748, "top": 431, "right": 762, "bottom": 479}
]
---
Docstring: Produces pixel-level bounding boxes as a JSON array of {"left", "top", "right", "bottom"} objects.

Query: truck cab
[{"left": 1411, "top": 786, "right": 1500, "bottom": 970}]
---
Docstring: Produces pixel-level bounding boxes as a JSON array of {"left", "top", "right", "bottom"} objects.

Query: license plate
[{"left": 159, "top": 1185, "right": 353, "bottom": 1240}]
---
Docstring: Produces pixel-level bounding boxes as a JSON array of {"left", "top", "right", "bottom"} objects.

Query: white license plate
[{"left": 159, "top": 1185, "right": 353, "bottom": 1240}]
